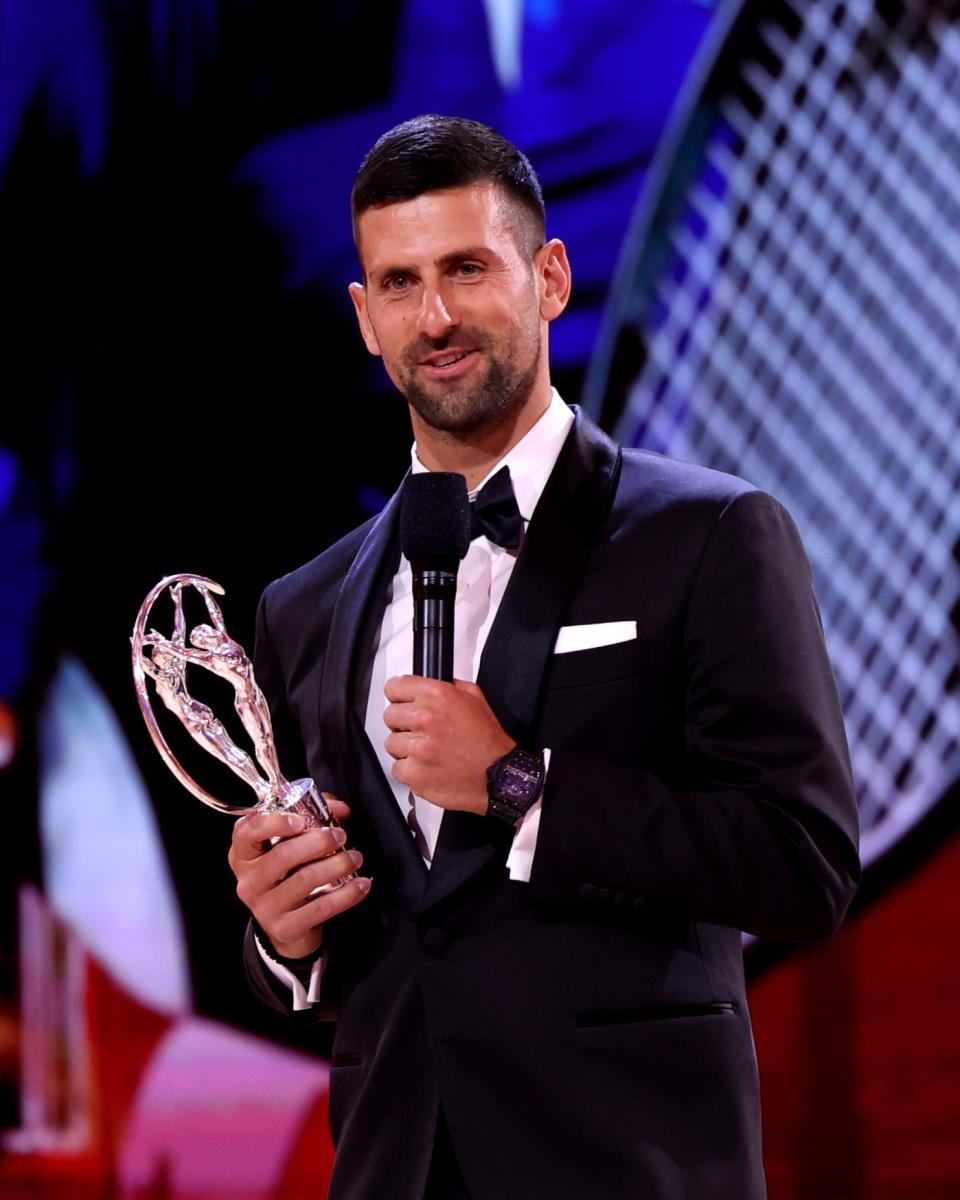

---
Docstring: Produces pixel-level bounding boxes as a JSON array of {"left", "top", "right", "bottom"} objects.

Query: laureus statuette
[{"left": 131, "top": 575, "right": 344, "bottom": 851}]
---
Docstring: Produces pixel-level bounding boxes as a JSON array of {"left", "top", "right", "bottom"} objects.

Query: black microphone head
[{"left": 400, "top": 472, "right": 471, "bottom": 566}]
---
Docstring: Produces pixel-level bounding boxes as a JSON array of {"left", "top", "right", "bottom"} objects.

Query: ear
[
  {"left": 348, "top": 281, "right": 382, "bottom": 356},
  {"left": 536, "top": 239, "right": 572, "bottom": 322}
]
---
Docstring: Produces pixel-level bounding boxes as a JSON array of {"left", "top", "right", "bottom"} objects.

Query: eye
[
  {"left": 383, "top": 273, "right": 411, "bottom": 292},
  {"left": 456, "top": 262, "right": 482, "bottom": 277}
]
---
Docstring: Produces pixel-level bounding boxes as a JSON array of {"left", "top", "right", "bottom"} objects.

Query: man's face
[{"left": 349, "top": 182, "right": 547, "bottom": 436}]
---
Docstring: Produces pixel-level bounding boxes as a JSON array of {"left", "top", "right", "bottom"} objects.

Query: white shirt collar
[{"left": 410, "top": 388, "right": 574, "bottom": 523}]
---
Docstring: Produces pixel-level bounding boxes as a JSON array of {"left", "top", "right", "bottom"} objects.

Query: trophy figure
[{"left": 132, "top": 575, "right": 347, "bottom": 866}]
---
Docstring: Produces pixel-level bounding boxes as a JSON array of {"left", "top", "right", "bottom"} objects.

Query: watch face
[
  {"left": 499, "top": 764, "right": 540, "bottom": 804},
  {"left": 493, "top": 750, "right": 544, "bottom": 811}
]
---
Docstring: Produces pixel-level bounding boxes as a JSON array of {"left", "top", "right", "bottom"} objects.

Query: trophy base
[
  {"left": 259, "top": 779, "right": 356, "bottom": 892},
  {"left": 259, "top": 778, "right": 333, "bottom": 829}
]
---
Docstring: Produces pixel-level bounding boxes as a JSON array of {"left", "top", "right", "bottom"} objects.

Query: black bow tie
[{"left": 470, "top": 466, "right": 524, "bottom": 550}]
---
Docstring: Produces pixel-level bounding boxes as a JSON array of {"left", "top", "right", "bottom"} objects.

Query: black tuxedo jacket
[{"left": 244, "top": 408, "right": 859, "bottom": 1200}]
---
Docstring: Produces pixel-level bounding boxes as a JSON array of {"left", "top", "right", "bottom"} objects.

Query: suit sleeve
[
  {"left": 243, "top": 920, "right": 340, "bottom": 1022},
  {"left": 240, "top": 586, "right": 337, "bottom": 1019},
  {"left": 528, "top": 490, "right": 861, "bottom": 942}
]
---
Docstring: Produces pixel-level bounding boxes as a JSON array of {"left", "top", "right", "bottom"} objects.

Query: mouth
[{"left": 419, "top": 349, "right": 479, "bottom": 378}]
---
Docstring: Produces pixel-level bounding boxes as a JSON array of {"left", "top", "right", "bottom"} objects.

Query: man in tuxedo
[{"left": 228, "top": 115, "right": 860, "bottom": 1199}]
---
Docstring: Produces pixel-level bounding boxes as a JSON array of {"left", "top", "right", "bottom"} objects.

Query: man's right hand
[{"left": 229, "top": 795, "right": 370, "bottom": 961}]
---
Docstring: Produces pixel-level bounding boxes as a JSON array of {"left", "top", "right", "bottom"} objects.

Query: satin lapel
[
  {"left": 423, "top": 409, "right": 622, "bottom": 910},
  {"left": 318, "top": 480, "right": 429, "bottom": 905}
]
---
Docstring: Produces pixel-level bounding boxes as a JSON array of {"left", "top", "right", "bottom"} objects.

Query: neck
[{"left": 412, "top": 388, "right": 552, "bottom": 491}]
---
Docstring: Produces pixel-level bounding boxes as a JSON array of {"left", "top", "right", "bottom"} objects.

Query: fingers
[
  {"left": 322, "top": 793, "right": 351, "bottom": 823},
  {"left": 383, "top": 677, "right": 451, "bottom": 735},
  {"left": 391, "top": 757, "right": 413, "bottom": 789},
  {"left": 228, "top": 790, "right": 370, "bottom": 960},
  {"left": 248, "top": 845, "right": 368, "bottom": 956},
  {"left": 384, "top": 730, "right": 419, "bottom": 761},
  {"left": 383, "top": 674, "right": 420, "bottom": 703},
  {"left": 231, "top": 821, "right": 345, "bottom": 889},
  {"left": 383, "top": 675, "right": 452, "bottom": 704},
  {"left": 388, "top": 755, "right": 439, "bottom": 795},
  {"left": 231, "top": 793, "right": 351, "bottom": 862},
  {"left": 230, "top": 809, "right": 305, "bottom": 864},
  {"left": 234, "top": 830, "right": 369, "bottom": 954},
  {"left": 269, "top": 846, "right": 364, "bottom": 912},
  {"left": 260, "top": 874, "right": 372, "bottom": 956},
  {"left": 383, "top": 704, "right": 417, "bottom": 733},
  {"left": 383, "top": 702, "right": 433, "bottom": 734},
  {"left": 380, "top": 676, "right": 511, "bottom": 814},
  {"left": 383, "top": 678, "right": 478, "bottom": 732}
]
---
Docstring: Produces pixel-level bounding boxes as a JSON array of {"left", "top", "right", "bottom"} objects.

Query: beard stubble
[{"left": 399, "top": 320, "right": 542, "bottom": 436}]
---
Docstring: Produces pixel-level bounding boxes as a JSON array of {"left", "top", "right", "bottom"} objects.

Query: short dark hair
[{"left": 351, "top": 114, "right": 546, "bottom": 257}]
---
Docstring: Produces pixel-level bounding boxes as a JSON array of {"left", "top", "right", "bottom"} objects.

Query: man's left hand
[{"left": 383, "top": 676, "right": 515, "bottom": 815}]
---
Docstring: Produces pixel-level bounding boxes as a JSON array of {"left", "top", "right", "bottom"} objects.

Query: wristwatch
[{"left": 486, "top": 746, "right": 546, "bottom": 824}]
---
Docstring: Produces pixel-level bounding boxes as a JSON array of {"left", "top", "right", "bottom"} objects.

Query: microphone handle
[{"left": 412, "top": 567, "right": 458, "bottom": 682}]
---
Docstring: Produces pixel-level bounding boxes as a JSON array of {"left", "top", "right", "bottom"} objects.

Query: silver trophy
[{"left": 131, "top": 574, "right": 341, "bottom": 844}]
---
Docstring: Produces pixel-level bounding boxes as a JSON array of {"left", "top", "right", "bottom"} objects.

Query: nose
[{"left": 416, "top": 283, "right": 459, "bottom": 340}]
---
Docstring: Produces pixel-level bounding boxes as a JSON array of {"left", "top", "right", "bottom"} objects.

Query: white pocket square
[{"left": 553, "top": 621, "right": 638, "bottom": 654}]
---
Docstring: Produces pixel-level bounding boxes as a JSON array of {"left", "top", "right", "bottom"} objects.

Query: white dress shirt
[{"left": 260, "top": 390, "right": 573, "bottom": 1007}]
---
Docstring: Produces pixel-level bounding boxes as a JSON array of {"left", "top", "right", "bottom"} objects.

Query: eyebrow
[
  {"left": 435, "top": 246, "right": 496, "bottom": 268},
  {"left": 373, "top": 246, "right": 499, "bottom": 283}
]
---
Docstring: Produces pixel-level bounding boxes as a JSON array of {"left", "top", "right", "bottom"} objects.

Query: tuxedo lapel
[
  {"left": 477, "top": 409, "right": 622, "bottom": 742},
  {"left": 318, "top": 480, "right": 429, "bottom": 905},
  {"left": 423, "top": 409, "right": 622, "bottom": 910}
]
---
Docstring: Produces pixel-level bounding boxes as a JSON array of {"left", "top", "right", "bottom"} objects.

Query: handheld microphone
[{"left": 399, "top": 473, "right": 471, "bottom": 681}]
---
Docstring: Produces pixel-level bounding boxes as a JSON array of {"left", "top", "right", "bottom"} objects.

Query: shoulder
[
  {"left": 600, "top": 443, "right": 805, "bottom": 572},
  {"left": 258, "top": 515, "right": 378, "bottom": 630},
  {"left": 611, "top": 445, "right": 808, "bottom": 575},
  {"left": 569, "top": 407, "right": 764, "bottom": 525},
  {"left": 610, "top": 445, "right": 772, "bottom": 534},
  {"left": 617, "top": 445, "right": 756, "bottom": 508}
]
